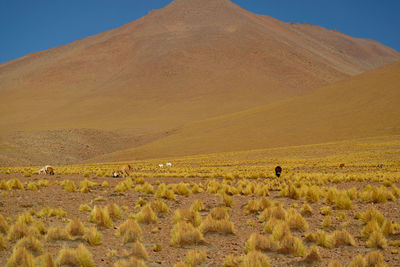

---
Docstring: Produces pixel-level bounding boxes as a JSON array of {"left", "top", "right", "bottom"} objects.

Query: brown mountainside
[
  {"left": 0, "top": 0, "right": 399, "bottom": 165},
  {"left": 91, "top": 61, "right": 400, "bottom": 162}
]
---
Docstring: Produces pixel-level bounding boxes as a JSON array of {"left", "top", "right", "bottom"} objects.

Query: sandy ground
[{"left": 0, "top": 173, "right": 399, "bottom": 266}]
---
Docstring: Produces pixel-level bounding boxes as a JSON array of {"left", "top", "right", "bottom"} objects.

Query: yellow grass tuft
[
  {"left": 304, "top": 245, "right": 321, "bottom": 263},
  {"left": 76, "top": 243, "right": 95, "bottom": 267},
  {"left": 331, "top": 230, "right": 356, "bottom": 247},
  {"left": 113, "top": 257, "right": 146, "bottom": 267},
  {"left": 106, "top": 203, "right": 123, "bottom": 220},
  {"left": 184, "top": 249, "right": 207, "bottom": 266},
  {"left": 152, "top": 199, "right": 174, "bottom": 214},
  {"left": 328, "top": 260, "right": 343, "bottom": 267},
  {"left": 174, "top": 209, "right": 202, "bottom": 227},
  {"left": 89, "top": 205, "right": 113, "bottom": 228},
  {"left": 0, "top": 213, "right": 9, "bottom": 234},
  {"left": 131, "top": 240, "right": 149, "bottom": 260},
  {"left": 66, "top": 218, "right": 85, "bottom": 237},
  {"left": 245, "top": 199, "right": 261, "bottom": 214},
  {"left": 83, "top": 226, "right": 103, "bottom": 246},
  {"left": 170, "top": 221, "right": 204, "bottom": 248},
  {"left": 300, "top": 204, "right": 313, "bottom": 217},
  {"left": 115, "top": 219, "right": 142, "bottom": 244},
  {"left": 348, "top": 255, "right": 366, "bottom": 267},
  {"left": 156, "top": 183, "right": 176, "bottom": 200},
  {"left": 45, "top": 227, "right": 71, "bottom": 242},
  {"left": 271, "top": 220, "right": 291, "bottom": 242},
  {"left": 7, "top": 221, "right": 40, "bottom": 242},
  {"left": 7, "top": 247, "right": 35, "bottom": 267},
  {"left": 0, "top": 233, "right": 5, "bottom": 250},
  {"left": 35, "top": 252, "right": 55, "bottom": 267},
  {"left": 79, "top": 204, "right": 92, "bottom": 212},
  {"left": 286, "top": 209, "right": 308, "bottom": 232},
  {"left": 364, "top": 250, "right": 386, "bottom": 267},
  {"left": 136, "top": 205, "right": 158, "bottom": 224},
  {"left": 366, "top": 230, "right": 387, "bottom": 249},
  {"left": 15, "top": 235, "right": 43, "bottom": 255},
  {"left": 199, "top": 216, "right": 235, "bottom": 235},
  {"left": 245, "top": 233, "right": 279, "bottom": 253},
  {"left": 210, "top": 207, "right": 230, "bottom": 220},
  {"left": 278, "top": 234, "right": 306, "bottom": 257},
  {"left": 190, "top": 199, "right": 206, "bottom": 212}
]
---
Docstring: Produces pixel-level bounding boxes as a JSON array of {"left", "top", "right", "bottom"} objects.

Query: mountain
[
  {"left": 0, "top": 0, "right": 399, "bottom": 165},
  {"left": 91, "top": 61, "right": 400, "bottom": 162}
]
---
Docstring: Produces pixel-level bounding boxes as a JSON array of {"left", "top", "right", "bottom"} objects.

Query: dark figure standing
[{"left": 275, "top": 166, "right": 282, "bottom": 178}]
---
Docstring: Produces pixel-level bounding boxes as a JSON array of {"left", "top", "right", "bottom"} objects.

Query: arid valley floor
[{"left": 1, "top": 136, "right": 399, "bottom": 266}]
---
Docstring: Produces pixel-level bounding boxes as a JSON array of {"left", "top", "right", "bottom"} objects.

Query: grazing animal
[
  {"left": 377, "top": 164, "right": 383, "bottom": 168},
  {"left": 275, "top": 166, "right": 282, "bottom": 178},
  {"left": 159, "top": 164, "right": 164, "bottom": 168},
  {"left": 339, "top": 163, "right": 345, "bottom": 168},
  {"left": 166, "top": 162, "right": 172, "bottom": 167},
  {"left": 39, "top": 165, "right": 54, "bottom": 175},
  {"left": 113, "top": 165, "right": 132, "bottom": 177}
]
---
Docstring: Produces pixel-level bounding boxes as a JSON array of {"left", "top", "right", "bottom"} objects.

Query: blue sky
[{"left": 0, "top": 0, "right": 399, "bottom": 64}]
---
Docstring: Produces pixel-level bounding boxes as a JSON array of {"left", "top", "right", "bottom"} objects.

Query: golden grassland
[{"left": 0, "top": 136, "right": 399, "bottom": 266}]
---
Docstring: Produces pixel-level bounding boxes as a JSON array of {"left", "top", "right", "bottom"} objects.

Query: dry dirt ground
[{"left": 0, "top": 172, "right": 399, "bottom": 266}]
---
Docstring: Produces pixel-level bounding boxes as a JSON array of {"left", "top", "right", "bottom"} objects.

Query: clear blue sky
[{"left": 1, "top": 0, "right": 399, "bottom": 64}]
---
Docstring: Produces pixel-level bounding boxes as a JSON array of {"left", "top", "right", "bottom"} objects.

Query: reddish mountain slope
[
  {"left": 0, "top": 0, "right": 399, "bottom": 165},
  {"left": 91, "top": 61, "right": 400, "bottom": 161}
]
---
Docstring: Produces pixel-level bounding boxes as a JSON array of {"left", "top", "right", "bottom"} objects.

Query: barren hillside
[
  {"left": 91, "top": 61, "right": 400, "bottom": 162},
  {"left": 0, "top": 0, "right": 399, "bottom": 165}
]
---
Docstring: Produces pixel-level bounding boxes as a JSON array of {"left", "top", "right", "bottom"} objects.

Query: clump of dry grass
[
  {"left": 150, "top": 199, "right": 170, "bottom": 215},
  {"left": 357, "top": 207, "right": 385, "bottom": 226},
  {"left": 136, "top": 205, "right": 158, "bottom": 224},
  {"left": 45, "top": 227, "right": 71, "bottom": 242},
  {"left": 361, "top": 219, "right": 380, "bottom": 240},
  {"left": 55, "top": 244, "right": 94, "bottom": 267},
  {"left": 115, "top": 219, "right": 142, "bottom": 244},
  {"left": 79, "top": 204, "right": 92, "bottom": 212},
  {"left": 7, "top": 247, "right": 35, "bottom": 267},
  {"left": 184, "top": 249, "right": 207, "bottom": 266},
  {"left": 331, "top": 230, "right": 355, "bottom": 247},
  {"left": 348, "top": 255, "right": 366, "bottom": 267},
  {"left": 66, "top": 218, "right": 85, "bottom": 237},
  {"left": 89, "top": 205, "right": 113, "bottom": 228},
  {"left": 321, "top": 215, "right": 333, "bottom": 229},
  {"left": 286, "top": 209, "right": 308, "bottom": 232},
  {"left": 245, "top": 233, "right": 279, "bottom": 253},
  {"left": 328, "top": 260, "right": 343, "bottom": 267},
  {"left": 0, "top": 213, "right": 9, "bottom": 234},
  {"left": 174, "top": 209, "right": 202, "bottom": 227},
  {"left": 315, "top": 230, "right": 333, "bottom": 248},
  {"left": 15, "top": 235, "right": 43, "bottom": 255},
  {"left": 170, "top": 221, "right": 204, "bottom": 248},
  {"left": 0, "top": 233, "right": 5, "bottom": 250},
  {"left": 35, "top": 252, "right": 54, "bottom": 267},
  {"left": 156, "top": 183, "right": 176, "bottom": 200},
  {"left": 300, "top": 204, "right": 313, "bottom": 217},
  {"left": 271, "top": 220, "right": 291, "bottom": 242},
  {"left": 210, "top": 207, "right": 230, "bottom": 220},
  {"left": 366, "top": 230, "right": 387, "bottom": 249},
  {"left": 7, "top": 221, "right": 40, "bottom": 242},
  {"left": 83, "top": 226, "right": 103, "bottom": 246},
  {"left": 113, "top": 257, "right": 146, "bottom": 267},
  {"left": 303, "top": 245, "right": 321, "bottom": 264},
  {"left": 190, "top": 199, "right": 206, "bottom": 212},
  {"left": 245, "top": 199, "right": 261, "bottom": 214},
  {"left": 106, "top": 203, "right": 123, "bottom": 220},
  {"left": 199, "top": 216, "right": 235, "bottom": 235},
  {"left": 277, "top": 234, "right": 306, "bottom": 257},
  {"left": 130, "top": 240, "right": 149, "bottom": 260},
  {"left": 364, "top": 250, "right": 386, "bottom": 267}
]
